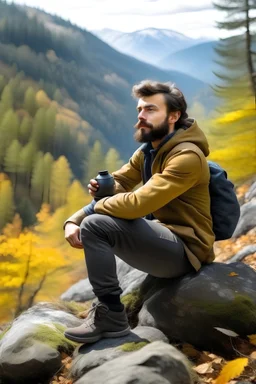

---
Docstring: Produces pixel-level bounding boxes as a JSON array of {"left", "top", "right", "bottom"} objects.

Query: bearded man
[{"left": 63, "top": 80, "right": 215, "bottom": 344}]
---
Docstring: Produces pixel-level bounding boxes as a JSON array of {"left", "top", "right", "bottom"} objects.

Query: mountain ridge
[{"left": 92, "top": 27, "right": 213, "bottom": 66}]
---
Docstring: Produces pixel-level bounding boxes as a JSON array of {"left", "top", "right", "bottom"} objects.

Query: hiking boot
[{"left": 64, "top": 302, "right": 130, "bottom": 343}]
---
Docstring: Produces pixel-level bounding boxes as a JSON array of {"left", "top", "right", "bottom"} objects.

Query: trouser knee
[{"left": 80, "top": 214, "right": 108, "bottom": 242}]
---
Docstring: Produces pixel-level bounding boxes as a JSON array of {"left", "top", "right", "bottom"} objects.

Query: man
[{"left": 64, "top": 80, "right": 215, "bottom": 344}]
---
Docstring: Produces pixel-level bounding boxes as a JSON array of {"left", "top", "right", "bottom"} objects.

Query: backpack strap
[{"left": 163, "top": 142, "right": 205, "bottom": 168}]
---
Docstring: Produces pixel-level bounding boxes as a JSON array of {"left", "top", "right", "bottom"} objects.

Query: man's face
[{"left": 134, "top": 93, "right": 170, "bottom": 143}]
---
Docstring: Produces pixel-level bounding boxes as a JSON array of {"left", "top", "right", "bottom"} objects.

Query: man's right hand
[
  {"left": 65, "top": 223, "right": 84, "bottom": 249},
  {"left": 88, "top": 179, "right": 99, "bottom": 197}
]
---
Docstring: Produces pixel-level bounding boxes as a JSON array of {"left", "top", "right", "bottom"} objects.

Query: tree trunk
[{"left": 245, "top": 0, "right": 256, "bottom": 107}]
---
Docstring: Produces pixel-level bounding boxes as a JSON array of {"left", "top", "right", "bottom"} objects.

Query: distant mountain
[
  {"left": 92, "top": 28, "right": 211, "bottom": 66},
  {"left": 158, "top": 41, "right": 219, "bottom": 84},
  {"left": 0, "top": 2, "right": 214, "bottom": 159}
]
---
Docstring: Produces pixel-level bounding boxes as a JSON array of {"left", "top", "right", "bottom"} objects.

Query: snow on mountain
[{"left": 92, "top": 28, "right": 210, "bottom": 65}]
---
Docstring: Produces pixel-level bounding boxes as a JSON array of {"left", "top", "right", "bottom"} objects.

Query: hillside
[
  {"left": 158, "top": 41, "right": 218, "bottom": 84},
  {"left": 0, "top": 1, "right": 213, "bottom": 159}
]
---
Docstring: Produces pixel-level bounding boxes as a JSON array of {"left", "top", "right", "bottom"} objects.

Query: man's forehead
[{"left": 137, "top": 94, "right": 165, "bottom": 108}]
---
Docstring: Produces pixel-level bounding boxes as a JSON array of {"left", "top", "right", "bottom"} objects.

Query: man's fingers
[{"left": 88, "top": 183, "right": 98, "bottom": 192}]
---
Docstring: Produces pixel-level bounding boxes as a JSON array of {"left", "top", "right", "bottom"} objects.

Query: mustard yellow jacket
[{"left": 93, "top": 120, "right": 215, "bottom": 270}]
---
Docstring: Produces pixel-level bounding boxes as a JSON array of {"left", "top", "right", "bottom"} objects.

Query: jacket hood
[{"left": 158, "top": 118, "right": 209, "bottom": 157}]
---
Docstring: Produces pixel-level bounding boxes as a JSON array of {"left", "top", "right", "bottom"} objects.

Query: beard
[{"left": 133, "top": 116, "right": 169, "bottom": 143}]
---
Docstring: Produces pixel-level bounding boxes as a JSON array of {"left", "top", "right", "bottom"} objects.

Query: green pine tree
[
  {"left": 19, "top": 116, "right": 32, "bottom": 144},
  {"left": 19, "top": 141, "right": 37, "bottom": 186},
  {"left": 0, "top": 179, "right": 15, "bottom": 230},
  {"left": 4, "top": 139, "right": 22, "bottom": 189},
  {"left": 30, "top": 153, "right": 44, "bottom": 205},
  {"left": 23, "top": 86, "right": 38, "bottom": 116},
  {"left": 50, "top": 156, "right": 72, "bottom": 210},
  {"left": 42, "top": 152, "right": 54, "bottom": 203},
  {"left": 105, "top": 148, "right": 124, "bottom": 173},
  {"left": 213, "top": 0, "right": 256, "bottom": 109},
  {"left": 0, "top": 109, "right": 19, "bottom": 165},
  {"left": 31, "top": 107, "right": 46, "bottom": 149},
  {"left": 84, "top": 140, "right": 105, "bottom": 182}
]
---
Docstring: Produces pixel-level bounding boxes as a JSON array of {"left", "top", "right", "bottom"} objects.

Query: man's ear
[{"left": 168, "top": 111, "right": 181, "bottom": 123}]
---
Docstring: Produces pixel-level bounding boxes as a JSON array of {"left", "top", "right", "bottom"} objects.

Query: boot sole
[{"left": 64, "top": 326, "right": 131, "bottom": 344}]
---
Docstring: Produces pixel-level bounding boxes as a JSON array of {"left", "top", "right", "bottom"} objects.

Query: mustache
[{"left": 134, "top": 120, "right": 154, "bottom": 129}]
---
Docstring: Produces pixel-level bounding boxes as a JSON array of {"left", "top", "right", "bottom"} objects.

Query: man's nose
[{"left": 138, "top": 110, "right": 146, "bottom": 119}]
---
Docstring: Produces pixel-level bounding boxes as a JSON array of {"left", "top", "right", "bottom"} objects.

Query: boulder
[
  {"left": 233, "top": 200, "right": 256, "bottom": 237},
  {"left": 227, "top": 245, "right": 256, "bottom": 263},
  {"left": 75, "top": 341, "right": 195, "bottom": 384},
  {"left": 138, "top": 262, "right": 256, "bottom": 356},
  {"left": 70, "top": 326, "right": 168, "bottom": 380},
  {"left": 0, "top": 302, "right": 82, "bottom": 384},
  {"left": 245, "top": 181, "right": 256, "bottom": 201},
  {"left": 61, "top": 256, "right": 146, "bottom": 302}
]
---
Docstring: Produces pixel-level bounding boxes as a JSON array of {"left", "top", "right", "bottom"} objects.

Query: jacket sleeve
[
  {"left": 94, "top": 151, "right": 202, "bottom": 219},
  {"left": 112, "top": 148, "right": 142, "bottom": 193}
]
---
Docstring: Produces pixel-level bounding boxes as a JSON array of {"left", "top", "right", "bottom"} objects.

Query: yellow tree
[
  {"left": 209, "top": 101, "right": 256, "bottom": 183},
  {"left": 0, "top": 231, "right": 67, "bottom": 320},
  {"left": 2, "top": 213, "right": 22, "bottom": 238}
]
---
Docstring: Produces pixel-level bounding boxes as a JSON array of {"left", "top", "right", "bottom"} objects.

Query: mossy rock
[
  {"left": 0, "top": 325, "right": 11, "bottom": 341},
  {"left": 55, "top": 300, "right": 92, "bottom": 317},
  {"left": 20, "top": 323, "right": 78, "bottom": 354},
  {"left": 121, "top": 289, "right": 143, "bottom": 328},
  {"left": 119, "top": 341, "right": 149, "bottom": 352}
]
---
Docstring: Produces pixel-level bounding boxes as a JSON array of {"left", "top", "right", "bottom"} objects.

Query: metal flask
[{"left": 94, "top": 170, "right": 115, "bottom": 200}]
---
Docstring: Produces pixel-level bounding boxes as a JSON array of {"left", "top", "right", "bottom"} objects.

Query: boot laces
[{"left": 85, "top": 302, "right": 108, "bottom": 326}]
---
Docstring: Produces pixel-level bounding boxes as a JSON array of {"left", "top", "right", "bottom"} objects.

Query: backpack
[
  {"left": 208, "top": 161, "right": 240, "bottom": 241},
  {"left": 168, "top": 142, "right": 240, "bottom": 241}
]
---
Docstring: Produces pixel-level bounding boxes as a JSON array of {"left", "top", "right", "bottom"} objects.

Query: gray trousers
[{"left": 80, "top": 214, "right": 193, "bottom": 297}]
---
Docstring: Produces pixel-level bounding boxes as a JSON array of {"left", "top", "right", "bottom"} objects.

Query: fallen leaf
[
  {"left": 182, "top": 343, "right": 200, "bottom": 358},
  {"left": 208, "top": 353, "right": 219, "bottom": 359},
  {"left": 250, "top": 351, "right": 256, "bottom": 359},
  {"left": 228, "top": 272, "right": 239, "bottom": 276},
  {"left": 248, "top": 334, "right": 256, "bottom": 346},
  {"left": 214, "top": 357, "right": 248, "bottom": 384},
  {"left": 214, "top": 327, "right": 239, "bottom": 337},
  {"left": 213, "top": 358, "right": 223, "bottom": 365},
  {"left": 194, "top": 362, "right": 214, "bottom": 374}
]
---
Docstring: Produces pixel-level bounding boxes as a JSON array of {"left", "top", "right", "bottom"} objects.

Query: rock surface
[
  {"left": 75, "top": 341, "right": 195, "bottom": 384},
  {"left": 0, "top": 302, "right": 82, "bottom": 384},
  {"left": 227, "top": 245, "right": 256, "bottom": 263},
  {"left": 138, "top": 262, "right": 256, "bottom": 356},
  {"left": 245, "top": 181, "right": 256, "bottom": 201},
  {"left": 70, "top": 326, "right": 168, "bottom": 380},
  {"left": 233, "top": 200, "right": 256, "bottom": 237}
]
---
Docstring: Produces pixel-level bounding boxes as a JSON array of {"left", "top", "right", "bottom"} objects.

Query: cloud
[
  {"left": 105, "top": 4, "right": 214, "bottom": 16},
  {"left": 7, "top": 0, "right": 227, "bottom": 39}
]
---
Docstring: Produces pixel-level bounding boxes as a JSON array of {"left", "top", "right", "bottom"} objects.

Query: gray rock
[
  {"left": 245, "top": 181, "right": 256, "bottom": 201},
  {"left": 75, "top": 341, "right": 194, "bottom": 384},
  {"left": 232, "top": 200, "right": 256, "bottom": 237},
  {"left": 61, "top": 257, "right": 146, "bottom": 302},
  {"left": 121, "top": 268, "right": 147, "bottom": 295},
  {"left": 227, "top": 245, "right": 256, "bottom": 263},
  {"left": 138, "top": 262, "right": 256, "bottom": 356},
  {"left": 71, "top": 326, "right": 168, "bottom": 380},
  {"left": 60, "top": 278, "right": 94, "bottom": 302},
  {"left": 0, "top": 302, "right": 82, "bottom": 384}
]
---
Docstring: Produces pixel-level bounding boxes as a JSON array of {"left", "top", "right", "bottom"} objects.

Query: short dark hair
[{"left": 132, "top": 80, "right": 190, "bottom": 129}]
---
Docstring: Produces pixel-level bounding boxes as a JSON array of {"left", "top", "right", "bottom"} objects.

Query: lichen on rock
[{"left": 119, "top": 341, "right": 149, "bottom": 352}]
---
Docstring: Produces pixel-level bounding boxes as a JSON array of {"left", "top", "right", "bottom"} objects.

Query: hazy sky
[{"left": 8, "top": 0, "right": 235, "bottom": 39}]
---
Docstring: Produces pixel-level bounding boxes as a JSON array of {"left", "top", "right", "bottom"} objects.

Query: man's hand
[
  {"left": 65, "top": 223, "right": 84, "bottom": 249},
  {"left": 88, "top": 179, "right": 99, "bottom": 197}
]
